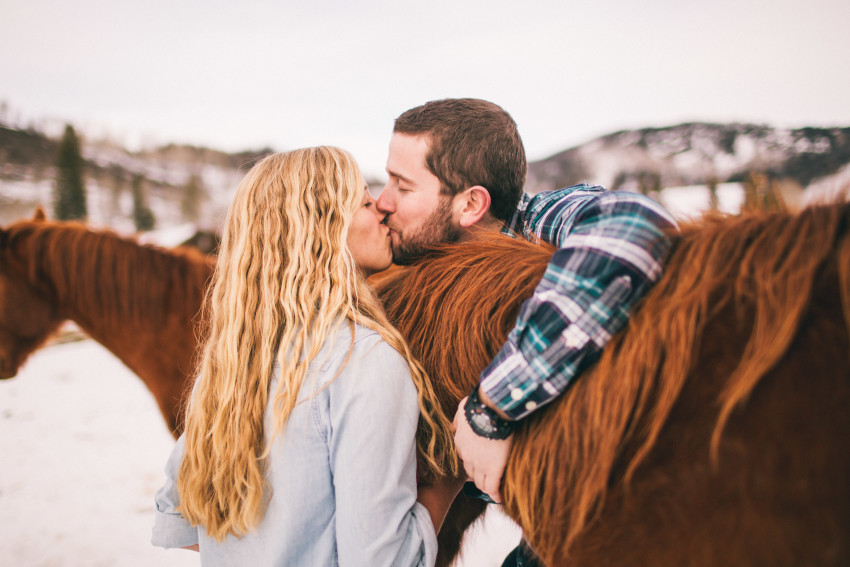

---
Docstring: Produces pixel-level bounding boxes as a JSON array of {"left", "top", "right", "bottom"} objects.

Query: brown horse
[
  {"left": 0, "top": 211, "right": 479, "bottom": 564},
  {"left": 0, "top": 211, "right": 212, "bottom": 436},
  {"left": 376, "top": 203, "right": 850, "bottom": 566},
  {"left": 0, "top": 211, "right": 477, "bottom": 564}
]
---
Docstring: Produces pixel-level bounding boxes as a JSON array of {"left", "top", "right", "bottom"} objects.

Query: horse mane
[
  {"left": 374, "top": 235, "right": 554, "bottom": 421},
  {"left": 507, "top": 203, "right": 850, "bottom": 558},
  {"left": 376, "top": 203, "right": 850, "bottom": 562},
  {"left": 1, "top": 219, "right": 213, "bottom": 334}
]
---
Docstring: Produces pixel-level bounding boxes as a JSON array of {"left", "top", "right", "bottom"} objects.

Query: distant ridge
[
  {"left": 0, "top": 121, "right": 272, "bottom": 229},
  {"left": 2, "top": 120, "right": 849, "bottom": 229},
  {"left": 527, "top": 122, "right": 850, "bottom": 195}
]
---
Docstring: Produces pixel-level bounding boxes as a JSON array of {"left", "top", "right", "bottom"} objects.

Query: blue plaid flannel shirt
[{"left": 480, "top": 184, "right": 678, "bottom": 420}]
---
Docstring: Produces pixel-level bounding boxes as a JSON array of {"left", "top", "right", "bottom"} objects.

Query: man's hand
[{"left": 452, "top": 396, "right": 513, "bottom": 504}]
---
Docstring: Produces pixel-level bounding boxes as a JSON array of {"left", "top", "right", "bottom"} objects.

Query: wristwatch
[{"left": 464, "top": 385, "right": 516, "bottom": 440}]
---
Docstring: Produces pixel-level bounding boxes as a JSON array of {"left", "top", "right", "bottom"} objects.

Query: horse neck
[{"left": 11, "top": 223, "right": 210, "bottom": 374}]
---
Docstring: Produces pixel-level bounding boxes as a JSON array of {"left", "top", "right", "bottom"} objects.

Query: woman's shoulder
[
  {"left": 317, "top": 323, "right": 396, "bottom": 365},
  {"left": 323, "top": 324, "right": 414, "bottom": 394},
  {"left": 350, "top": 322, "right": 399, "bottom": 357}
]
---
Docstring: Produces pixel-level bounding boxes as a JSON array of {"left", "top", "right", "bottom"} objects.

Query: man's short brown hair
[{"left": 393, "top": 98, "right": 527, "bottom": 223}]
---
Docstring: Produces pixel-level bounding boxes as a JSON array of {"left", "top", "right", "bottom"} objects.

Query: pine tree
[
  {"left": 181, "top": 173, "right": 204, "bottom": 222},
  {"left": 109, "top": 168, "right": 124, "bottom": 221},
  {"left": 53, "top": 125, "right": 87, "bottom": 220},
  {"left": 707, "top": 177, "right": 719, "bottom": 211},
  {"left": 743, "top": 171, "right": 785, "bottom": 212},
  {"left": 131, "top": 174, "right": 156, "bottom": 231}
]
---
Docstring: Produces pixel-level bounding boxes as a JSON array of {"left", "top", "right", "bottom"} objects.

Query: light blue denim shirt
[{"left": 152, "top": 324, "right": 437, "bottom": 566}]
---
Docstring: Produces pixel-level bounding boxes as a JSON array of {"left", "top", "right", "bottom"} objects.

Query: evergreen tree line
[
  {"left": 51, "top": 124, "right": 206, "bottom": 231},
  {"left": 53, "top": 125, "right": 87, "bottom": 221}
]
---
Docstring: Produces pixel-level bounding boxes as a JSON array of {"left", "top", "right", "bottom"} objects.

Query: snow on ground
[
  {"left": 0, "top": 339, "right": 520, "bottom": 567},
  {"left": 657, "top": 182, "right": 743, "bottom": 220},
  {"left": 804, "top": 163, "right": 850, "bottom": 205}
]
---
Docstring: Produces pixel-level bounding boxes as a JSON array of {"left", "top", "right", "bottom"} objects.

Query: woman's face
[{"left": 347, "top": 189, "right": 393, "bottom": 277}]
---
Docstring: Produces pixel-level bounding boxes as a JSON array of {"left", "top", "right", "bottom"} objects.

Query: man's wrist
[
  {"left": 464, "top": 385, "right": 516, "bottom": 440},
  {"left": 476, "top": 386, "right": 512, "bottom": 420}
]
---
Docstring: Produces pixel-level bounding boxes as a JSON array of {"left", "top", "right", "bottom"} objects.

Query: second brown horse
[{"left": 377, "top": 203, "right": 850, "bottom": 566}]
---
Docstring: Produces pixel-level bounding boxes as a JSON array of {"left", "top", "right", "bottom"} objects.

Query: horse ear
[{"left": 33, "top": 207, "right": 46, "bottom": 222}]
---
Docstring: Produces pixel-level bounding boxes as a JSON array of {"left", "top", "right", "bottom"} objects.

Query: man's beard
[{"left": 390, "top": 198, "right": 462, "bottom": 265}]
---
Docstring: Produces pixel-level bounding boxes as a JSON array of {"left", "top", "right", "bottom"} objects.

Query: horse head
[{"left": 0, "top": 215, "right": 64, "bottom": 379}]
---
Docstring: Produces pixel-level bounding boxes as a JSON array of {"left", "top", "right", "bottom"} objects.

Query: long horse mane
[
  {"left": 376, "top": 203, "right": 850, "bottom": 561},
  {"left": 1, "top": 219, "right": 212, "bottom": 333},
  {"left": 375, "top": 235, "right": 554, "bottom": 419},
  {"left": 508, "top": 203, "right": 850, "bottom": 557}
]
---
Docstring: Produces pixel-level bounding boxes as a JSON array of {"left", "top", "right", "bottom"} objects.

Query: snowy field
[{"left": 0, "top": 338, "right": 521, "bottom": 567}]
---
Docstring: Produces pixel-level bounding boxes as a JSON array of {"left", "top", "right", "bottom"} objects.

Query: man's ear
[{"left": 455, "top": 185, "right": 492, "bottom": 228}]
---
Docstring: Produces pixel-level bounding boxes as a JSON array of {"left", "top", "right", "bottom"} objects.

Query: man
[{"left": 377, "top": 98, "right": 677, "bottom": 564}]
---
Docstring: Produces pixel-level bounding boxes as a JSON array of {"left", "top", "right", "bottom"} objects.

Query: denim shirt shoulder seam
[
  {"left": 318, "top": 327, "right": 380, "bottom": 371},
  {"left": 310, "top": 377, "right": 329, "bottom": 443},
  {"left": 311, "top": 326, "right": 381, "bottom": 443}
]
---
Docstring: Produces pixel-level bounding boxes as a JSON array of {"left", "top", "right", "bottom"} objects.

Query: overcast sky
[{"left": 2, "top": 0, "right": 848, "bottom": 178}]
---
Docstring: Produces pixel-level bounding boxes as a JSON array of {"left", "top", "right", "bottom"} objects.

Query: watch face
[{"left": 472, "top": 412, "right": 494, "bottom": 433}]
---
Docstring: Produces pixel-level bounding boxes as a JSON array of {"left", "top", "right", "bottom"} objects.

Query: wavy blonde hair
[{"left": 177, "top": 147, "right": 456, "bottom": 541}]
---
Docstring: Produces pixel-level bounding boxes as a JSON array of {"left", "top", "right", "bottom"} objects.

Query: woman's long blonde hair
[{"left": 177, "top": 147, "right": 456, "bottom": 540}]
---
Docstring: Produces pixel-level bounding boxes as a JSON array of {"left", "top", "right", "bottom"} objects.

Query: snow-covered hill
[
  {"left": 526, "top": 123, "right": 850, "bottom": 204},
  {"left": 2, "top": 121, "right": 849, "bottom": 233},
  {"left": 0, "top": 123, "right": 264, "bottom": 232}
]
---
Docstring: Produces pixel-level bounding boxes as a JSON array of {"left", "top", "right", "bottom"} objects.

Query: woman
[{"left": 152, "top": 147, "right": 461, "bottom": 565}]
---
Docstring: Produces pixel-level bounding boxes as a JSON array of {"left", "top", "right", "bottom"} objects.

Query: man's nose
[{"left": 376, "top": 184, "right": 395, "bottom": 214}]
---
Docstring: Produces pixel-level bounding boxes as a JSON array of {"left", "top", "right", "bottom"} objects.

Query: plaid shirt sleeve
[{"left": 480, "top": 185, "right": 678, "bottom": 420}]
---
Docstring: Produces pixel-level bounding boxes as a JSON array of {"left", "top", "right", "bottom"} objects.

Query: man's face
[{"left": 376, "top": 133, "right": 461, "bottom": 264}]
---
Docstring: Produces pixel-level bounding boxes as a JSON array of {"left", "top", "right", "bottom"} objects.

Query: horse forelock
[
  {"left": 506, "top": 202, "right": 850, "bottom": 563},
  {"left": 2, "top": 220, "right": 212, "bottom": 336}
]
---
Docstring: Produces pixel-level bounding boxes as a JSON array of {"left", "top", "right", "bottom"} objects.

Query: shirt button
[
  {"left": 564, "top": 326, "right": 585, "bottom": 348},
  {"left": 525, "top": 401, "right": 538, "bottom": 411},
  {"left": 511, "top": 388, "right": 523, "bottom": 400}
]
